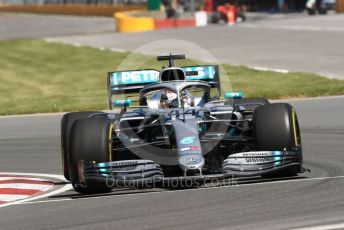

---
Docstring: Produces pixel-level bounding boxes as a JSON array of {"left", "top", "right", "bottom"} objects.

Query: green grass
[{"left": 0, "top": 39, "right": 344, "bottom": 115}]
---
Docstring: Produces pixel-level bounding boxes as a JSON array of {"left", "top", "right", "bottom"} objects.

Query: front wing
[{"left": 76, "top": 150, "right": 303, "bottom": 187}]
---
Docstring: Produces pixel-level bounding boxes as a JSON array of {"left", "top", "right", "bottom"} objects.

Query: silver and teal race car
[{"left": 61, "top": 54, "right": 305, "bottom": 194}]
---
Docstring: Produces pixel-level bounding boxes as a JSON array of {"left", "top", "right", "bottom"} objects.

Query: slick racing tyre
[
  {"left": 69, "top": 116, "right": 113, "bottom": 194},
  {"left": 253, "top": 103, "right": 302, "bottom": 177},
  {"left": 61, "top": 111, "right": 103, "bottom": 181}
]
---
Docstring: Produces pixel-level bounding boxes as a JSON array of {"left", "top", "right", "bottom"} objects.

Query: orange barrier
[
  {"left": 114, "top": 12, "right": 154, "bottom": 33},
  {"left": 0, "top": 4, "right": 145, "bottom": 16},
  {"left": 115, "top": 10, "right": 197, "bottom": 33}
]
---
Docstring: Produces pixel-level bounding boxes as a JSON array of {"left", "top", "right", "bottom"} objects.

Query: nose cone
[{"left": 178, "top": 154, "right": 205, "bottom": 172}]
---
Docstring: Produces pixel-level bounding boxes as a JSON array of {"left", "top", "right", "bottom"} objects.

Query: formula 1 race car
[{"left": 61, "top": 54, "right": 305, "bottom": 194}]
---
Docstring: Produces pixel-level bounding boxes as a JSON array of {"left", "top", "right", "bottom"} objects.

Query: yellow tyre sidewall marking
[
  {"left": 109, "top": 124, "right": 113, "bottom": 162},
  {"left": 292, "top": 108, "right": 299, "bottom": 146}
]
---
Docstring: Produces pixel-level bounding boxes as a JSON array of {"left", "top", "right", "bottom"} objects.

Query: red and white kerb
[{"left": 0, "top": 175, "right": 54, "bottom": 205}]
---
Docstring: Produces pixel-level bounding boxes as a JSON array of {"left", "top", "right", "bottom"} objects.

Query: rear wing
[
  {"left": 107, "top": 65, "right": 220, "bottom": 108},
  {"left": 182, "top": 65, "right": 220, "bottom": 91},
  {"left": 107, "top": 69, "right": 160, "bottom": 95}
]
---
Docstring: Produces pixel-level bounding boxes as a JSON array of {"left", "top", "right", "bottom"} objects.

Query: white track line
[
  {"left": 0, "top": 177, "right": 50, "bottom": 182},
  {"left": 0, "top": 194, "right": 30, "bottom": 202},
  {"left": 0, "top": 112, "right": 65, "bottom": 119},
  {"left": 0, "top": 183, "right": 53, "bottom": 190},
  {"left": 271, "top": 95, "right": 344, "bottom": 102},
  {"left": 250, "top": 66, "right": 289, "bottom": 74},
  {"left": 265, "top": 25, "right": 344, "bottom": 33},
  {"left": 44, "top": 38, "right": 127, "bottom": 53},
  {"left": 20, "top": 175, "right": 344, "bottom": 206},
  {"left": 292, "top": 223, "right": 344, "bottom": 230},
  {"left": 0, "top": 172, "right": 66, "bottom": 181},
  {"left": 0, "top": 172, "right": 72, "bottom": 208},
  {"left": 1, "top": 95, "right": 344, "bottom": 119}
]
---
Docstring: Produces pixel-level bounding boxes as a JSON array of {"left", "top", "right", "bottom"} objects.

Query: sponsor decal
[
  {"left": 241, "top": 152, "right": 274, "bottom": 163},
  {"left": 110, "top": 66, "right": 216, "bottom": 86},
  {"left": 111, "top": 70, "right": 159, "bottom": 85},
  {"left": 182, "top": 66, "right": 215, "bottom": 80},
  {"left": 109, "top": 166, "right": 137, "bottom": 172},
  {"left": 242, "top": 152, "right": 271, "bottom": 157},
  {"left": 181, "top": 153, "right": 201, "bottom": 156},
  {"left": 180, "top": 136, "right": 196, "bottom": 145},
  {"left": 226, "top": 151, "right": 283, "bottom": 164},
  {"left": 110, "top": 161, "right": 139, "bottom": 166},
  {"left": 112, "top": 99, "right": 131, "bottom": 107},
  {"left": 180, "top": 145, "right": 200, "bottom": 152},
  {"left": 97, "top": 161, "right": 139, "bottom": 172},
  {"left": 190, "top": 146, "right": 199, "bottom": 151},
  {"left": 224, "top": 92, "right": 244, "bottom": 99},
  {"left": 245, "top": 157, "right": 273, "bottom": 163},
  {"left": 181, "top": 147, "right": 191, "bottom": 152},
  {"left": 182, "top": 157, "right": 202, "bottom": 165}
]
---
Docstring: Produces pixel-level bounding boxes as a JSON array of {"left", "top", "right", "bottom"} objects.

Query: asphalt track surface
[
  {"left": 0, "top": 12, "right": 115, "bottom": 40},
  {"left": 0, "top": 11, "right": 344, "bottom": 229},
  {"left": 46, "top": 13, "right": 344, "bottom": 79},
  {"left": 1, "top": 12, "right": 344, "bottom": 79},
  {"left": 0, "top": 96, "right": 343, "bottom": 230}
]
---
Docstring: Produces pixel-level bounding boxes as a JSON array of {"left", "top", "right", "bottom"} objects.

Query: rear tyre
[
  {"left": 210, "top": 12, "right": 220, "bottom": 23},
  {"left": 61, "top": 111, "right": 102, "bottom": 181},
  {"left": 307, "top": 8, "right": 316, "bottom": 15},
  {"left": 253, "top": 103, "right": 302, "bottom": 177},
  {"left": 318, "top": 7, "right": 327, "bottom": 14},
  {"left": 69, "top": 116, "right": 113, "bottom": 194}
]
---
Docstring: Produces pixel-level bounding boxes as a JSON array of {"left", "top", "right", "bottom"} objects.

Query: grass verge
[{"left": 0, "top": 39, "right": 343, "bottom": 115}]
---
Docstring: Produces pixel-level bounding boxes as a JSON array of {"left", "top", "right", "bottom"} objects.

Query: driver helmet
[
  {"left": 180, "top": 89, "right": 192, "bottom": 108},
  {"left": 165, "top": 90, "right": 177, "bottom": 101}
]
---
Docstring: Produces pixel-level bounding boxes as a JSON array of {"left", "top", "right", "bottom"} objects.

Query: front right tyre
[
  {"left": 61, "top": 111, "right": 103, "bottom": 181},
  {"left": 69, "top": 116, "right": 113, "bottom": 194}
]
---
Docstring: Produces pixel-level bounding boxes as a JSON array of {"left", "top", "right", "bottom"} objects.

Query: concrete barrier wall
[{"left": 0, "top": 4, "right": 145, "bottom": 16}]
